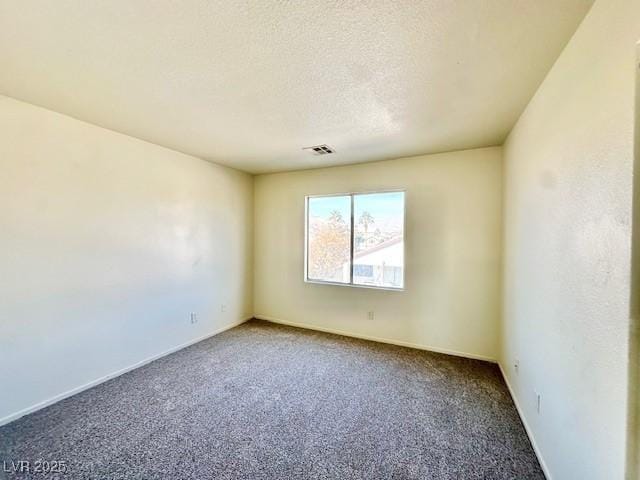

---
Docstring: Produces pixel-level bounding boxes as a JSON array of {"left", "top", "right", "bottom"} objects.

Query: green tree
[
  {"left": 329, "top": 210, "right": 344, "bottom": 224},
  {"left": 358, "top": 211, "right": 374, "bottom": 233}
]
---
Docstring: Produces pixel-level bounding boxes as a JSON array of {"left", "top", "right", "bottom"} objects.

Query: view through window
[{"left": 306, "top": 191, "right": 404, "bottom": 289}]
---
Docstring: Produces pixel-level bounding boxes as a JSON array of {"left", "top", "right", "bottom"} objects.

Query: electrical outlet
[
  {"left": 367, "top": 311, "right": 374, "bottom": 320},
  {"left": 221, "top": 304, "right": 227, "bottom": 313},
  {"left": 190, "top": 312, "right": 197, "bottom": 324},
  {"left": 514, "top": 359, "right": 519, "bottom": 375},
  {"left": 535, "top": 391, "right": 541, "bottom": 414}
]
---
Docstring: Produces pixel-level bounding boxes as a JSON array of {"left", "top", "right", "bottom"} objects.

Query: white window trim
[{"left": 303, "top": 189, "right": 406, "bottom": 291}]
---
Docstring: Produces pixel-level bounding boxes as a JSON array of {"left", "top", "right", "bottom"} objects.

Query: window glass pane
[
  {"left": 353, "top": 192, "right": 404, "bottom": 288},
  {"left": 307, "top": 195, "right": 351, "bottom": 283}
]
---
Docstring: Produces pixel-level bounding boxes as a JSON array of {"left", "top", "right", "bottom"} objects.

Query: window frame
[{"left": 304, "top": 189, "right": 406, "bottom": 291}]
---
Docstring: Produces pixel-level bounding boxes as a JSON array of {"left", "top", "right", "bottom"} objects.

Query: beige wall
[
  {"left": 254, "top": 147, "right": 503, "bottom": 361},
  {"left": 501, "top": 0, "right": 640, "bottom": 478},
  {"left": 629, "top": 39, "right": 640, "bottom": 480},
  {"left": 0, "top": 95, "right": 254, "bottom": 423}
]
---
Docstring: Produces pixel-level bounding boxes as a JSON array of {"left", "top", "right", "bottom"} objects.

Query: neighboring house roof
[
  {"left": 354, "top": 236, "right": 403, "bottom": 259},
  {"left": 341, "top": 236, "right": 404, "bottom": 270}
]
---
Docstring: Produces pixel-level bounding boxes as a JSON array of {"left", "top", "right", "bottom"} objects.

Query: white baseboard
[
  {"left": 498, "top": 363, "right": 551, "bottom": 480},
  {"left": 0, "top": 316, "right": 252, "bottom": 427},
  {"left": 254, "top": 314, "right": 497, "bottom": 363},
  {"left": 3, "top": 314, "right": 548, "bottom": 480}
]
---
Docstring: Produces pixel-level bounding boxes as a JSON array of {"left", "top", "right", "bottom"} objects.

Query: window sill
[{"left": 304, "top": 279, "right": 405, "bottom": 292}]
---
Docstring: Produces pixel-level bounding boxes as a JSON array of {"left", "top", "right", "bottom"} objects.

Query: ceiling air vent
[{"left": 303, "top": 144, "right": 335, "bottom": 155}]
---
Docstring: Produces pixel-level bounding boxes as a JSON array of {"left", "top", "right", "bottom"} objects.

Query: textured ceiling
[{"left": 0, "top": 1, "right": 593, "bottom": 174}]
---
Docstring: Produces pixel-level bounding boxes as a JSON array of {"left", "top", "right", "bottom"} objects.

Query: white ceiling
[{"left": 0, "top": 1, "right": 593, "bottom": 174}]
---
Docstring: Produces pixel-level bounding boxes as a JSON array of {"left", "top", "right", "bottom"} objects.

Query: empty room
[{"left": 1, "top": 1, "right": 639, "bottom": 479}]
